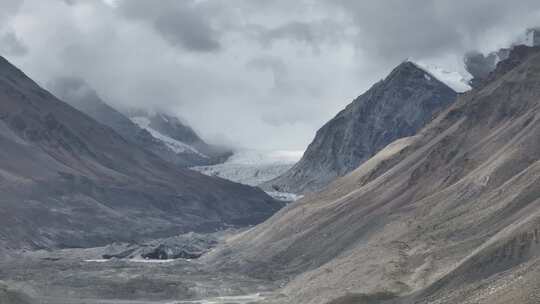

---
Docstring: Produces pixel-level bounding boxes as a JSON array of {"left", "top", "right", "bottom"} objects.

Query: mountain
[
  {"left": 130, "top": 111, "right": 232, "bottom": 166},
  {"left": 50, "top": 77, "right": 229, "bottom": 167},
  {"left": 464, "top": 27, "right": 540, "bottom": 89},
  {"left": 264, "top": 61, "right": 457, "bottom": 194},
  {"left": 465, "top": 49, "right": 511, "bottom": 88},
  {"left": 0, "top": 56, "right": 281, "bottom": 250},
  {"left": 207, "top": 46, "right": 540, "bottom": 304},
  {"left": 413, "top": 62, "right": 472, "bottom": 93}
]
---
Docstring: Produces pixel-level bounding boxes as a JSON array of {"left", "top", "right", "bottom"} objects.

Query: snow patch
[
  {"left": 225, "top": 149, "right": 303, "bottom": 165},
  {"left": 84, "top": 258, "right": 177, "bottom": 264},
  {"left": 412, "top": 61, "right": 472, "bottom": 93},
  {"left": 131, "top": 116, "right": 208, "bottom": 158},
  {"left": 266, "top": 191, "right": 303, "bottom": 202},
  {"left": 175, "top": 293, "right": 268, "bottom": 304}
]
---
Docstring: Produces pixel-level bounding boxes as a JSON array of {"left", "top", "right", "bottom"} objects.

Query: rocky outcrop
[
  {"left": 0, "top": 56, "right": 282, "bottom": 250},
  {"left": 264, "top": 61, "right": 457, "bottom": 194},
  {"left": 464, "top": 28, "right": 540, "bottom": 89},
  {"left": 208, "top": 46, "right": 540, "bottom": 304},
  {"left": 526, "top": 27, "right": 540, "bottom": 47},
  {"left": 101, "top": 232, "right": 219, "bottom": 260}
]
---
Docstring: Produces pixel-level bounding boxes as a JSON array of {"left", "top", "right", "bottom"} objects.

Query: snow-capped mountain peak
[
  {"left": 131, "top": 116, "right": 208, "bottom": 158},
  {"left": 411, "top": 61, "right": 472, "bottom": 93}
]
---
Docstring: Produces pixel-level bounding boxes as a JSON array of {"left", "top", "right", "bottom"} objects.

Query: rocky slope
[
  {"left": 0, "top": 56, "right": 281, "bottom": 250},
  {"left": 0, "top": 282, "right": 35, "bottom": 304},
  {"left": 130, "top": 111, "right": 232, "bottom": 166},
  {"left": 207, "top": 46, "right": 540, "bottom": 304},
  {"left": 464, "top": 28, "right": 540, "bottom": 89},
  {"left": 50, "top": 77, "right": 228, "bottom": 167},
  {"left": 264, "top": 61, "right": 457, "bottom": 194}
]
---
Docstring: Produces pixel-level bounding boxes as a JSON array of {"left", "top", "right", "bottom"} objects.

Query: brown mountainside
[{"left": 207, "top": 46, "right": 540, "bottom": 304}]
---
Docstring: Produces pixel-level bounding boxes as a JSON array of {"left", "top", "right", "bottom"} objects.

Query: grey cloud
[
  {"left": 0, "top": 0, "right": 22, "bottom": 27},
  {"left": 5, "top": 0, "right": 540, "bottom": 151},
  {"left": 117, "top": 0, "right": 221, "bottom": 52},
  {"left": 246, "top": 56, "right": 326, "bottom": 127},
  {"left": 264, "top": 22, "right": 316, "bottom": 44},
  {"left": 464, "top": 51, "right": 496, "bottom": 80},
  {"left": 0, "top": 31, "right": 27, "bottom": 56},
  {"left": 254, "top": 21, "right": 345, "bottom": 49},
  {"left": 247, "top": 56, "right": 293, "bottom": 95},
  {"left": 61, "top": 0, "right": 76, "bottom": 6},
  {"left": 47, "top": 76, "right": 94, "bottom": 103},
  {"left": 334, "top": 0, "right": 540, "bottom": 62}
]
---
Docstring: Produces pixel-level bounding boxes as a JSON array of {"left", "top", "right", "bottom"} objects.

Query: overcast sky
[{"left": 1, "top": 0, "right": 540, "bottom": 150}]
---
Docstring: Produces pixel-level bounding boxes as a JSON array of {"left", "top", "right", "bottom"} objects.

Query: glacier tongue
[
  {"left": 192, "top": 149, "right": 302, "bottom": 186},
  {"left": 192, "top": 149, "right": 303, "bottom": 201}
]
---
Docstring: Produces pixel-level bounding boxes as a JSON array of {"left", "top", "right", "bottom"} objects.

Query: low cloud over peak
[
  {"left": 2, "top": 0, "right": 540, "bottom": 150},
  {"left": 117, "top": 0, "right": 222, "bottom": 52}
]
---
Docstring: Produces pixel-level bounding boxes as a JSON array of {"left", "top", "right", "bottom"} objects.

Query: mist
[{"left": 2, "top": 0, "right": 540, "bottom": 150}]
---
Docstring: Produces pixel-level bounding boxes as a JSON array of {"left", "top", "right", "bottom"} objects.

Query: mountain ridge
[
  {"left": 0, "top": 55, "right": 282, "bottom": 250},
  {"left": 50, "top": 77, "right": 230, "bottom": 167},
  {"left": 263, "top": 61, "right": 457, "bottom": 194},
  {"left": 206, "top": 45, "right": 540, "bottom": 304}
]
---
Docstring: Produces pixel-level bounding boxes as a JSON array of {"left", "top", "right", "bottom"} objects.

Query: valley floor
[
  {"left": 37, "top": 293, "right": 272, "bottom": 304},
  {"left": 0, "top": 234, "right": 288, "bottom": 304}
]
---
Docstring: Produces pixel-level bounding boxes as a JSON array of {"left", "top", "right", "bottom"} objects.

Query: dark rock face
[
  {"left": 101, "top": 232, "right": 219, "bottom": 260},
  {"left": 102, "top": 248, "right": 138, "bottom": 260},
  {"left": 0, "top": 56, "right": 282, "bottom": 250},
  {"left": 141, "top": 233, "right": 218, "bottom": 260},
  {"left": 464, "top": 51, "right": 499, "bottom": 82},
  {"left": 465, "top": 49, "right": 511, "bottom": 88},
  {"left": 265, "top": 61, "right": 457, "bottom": 194},
  {"left": 49, "top": 77, "right": 229, "bottom": 167},
  {"left": 466, "top": 45, "right": 540, "bottom": 90},
  {"left": 527, "top": 27, "right": 540, "bottom": 46},
  {"left": 141, "top": 244, "right": 202, "bottom": 260},
  {"left": 465, "top": 28, "right": 540, "bottom": 89}
]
